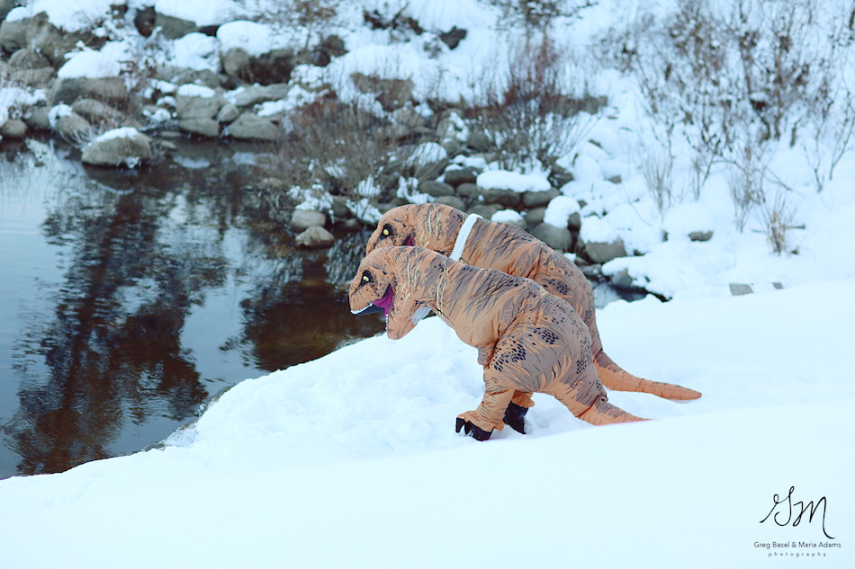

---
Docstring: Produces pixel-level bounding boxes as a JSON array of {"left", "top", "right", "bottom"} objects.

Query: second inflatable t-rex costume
[
  {"left": 364, "top": 203, "right": 701, "bottom": 425},
  {"left": 350, "top": 246, "right": 646, "bottom": 440}
]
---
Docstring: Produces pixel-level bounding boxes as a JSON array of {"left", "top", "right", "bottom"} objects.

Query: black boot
[
  {"left": 455, "top": 418, "right": 492, "bottom": 441},
  {"left": 503, "top": 402, "right": 528, "bottom": 434}
]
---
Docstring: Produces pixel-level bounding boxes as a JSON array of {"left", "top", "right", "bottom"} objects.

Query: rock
[
  {"left": 55, "top": 112, "right": 91, "bottom": 141},
  {"left": 549, "top": 164, "right": 574, "bottom": 187},
  {"left": 467, "top": 131, "right": 493, "bottom": 153},
  {"left": 319, "top": 35, "right": 346, "bottom": 58},
  {"left": 0, "top": 0, "right": 18, "bottom": 22},
  {"left": 524, "top": 207, "right": 546, "bottom": 227},
  {"left": 24, "top": 106, "right": 51, "bottom": 130},
  {"left": 71, "top": 99, "right": 122, "bottom": 124},
  {"left": 9, "top": 48, "right": 50, "bottom": 69},
  {"left": 10, "top": 66, "right": 55, "bottom": 87},
  {"left": 134, "top": 5, "right": 156, "bottom": 37},
  {"left": 689, "top": 230, "right": 713, "bottom": 242},
  {"left": 176, "top": 94, "right": 222, "bottom": 120},
  {"left": 0, "top": 16, "right": 27, "bottom": 52},
  {"left": 329, "top": 195, "right": 351, "bottom": 220},
  {"left": 49, "top": 78, "right": 128, "bottom": 106},
  {"left": 455, "top": 183, "right": 482, "bottom": 200},
  {"left": 154, "top": 13, "right": 198, "bottom": 40},
  {"left": 350, "top": 72, "right": 414, "bottom": 111},
  {"left": 24, "top": 12, "right": 83, "bottom": 66},
  {"left": 418, "top": 180, "right": 455, "bottom": 198},
  {"left": 433, "top": 196, "right": 467, "bottom": 211},
  {"left": 580, "top": 264, "right": 603, "bottom": 279},
  {"left": 0, "top": 118, "right": 27, "bottom": 138},
  {"left": 226, "top": 113, "right": 281, "bottom": 141},
  {"left": 439, "top": 26, "right": 467, "bottom": 50},
  {"left": 468, "top": 204, "right": 502, "bottom": 219},
  {"left": 443, "top": 166, "right": 479, "bottom": 187},
  {"left": 229, "top": 83, "right": 290, "bottom": 107},
  {"left": 248, "top": 49, "right": 298, "bottom": 85},
  {"left": 609, "top": 269, "right": 634, "bottom": 289},
  {"left": 290, "top": 209, "right": 326, "bottom": 232},
  {"left": 216, "top": 103, "right": 240, "bottom": 124},
  {"left": 221, "top": 47, "right": 251, "bottom": 79},
  {"left": 773, "top": 282, "right": 783, "bottom": 290},
  {"left": 178, "top": 118, "right": 220, "bottom": 137},
  {"left": 522, "top": 188, "right": 560, "bottom": 208},
  {"left": 481, "top": 188, "right": 521, "bottom": 207},
  {"left": 295, "top": 226, "right": 335, "bottom": 249},
  {"left": 608, "top": 174, "right": 622, "bottom": 184},
  {"left": 81, "top": 128, "right": 152, "bottom": 167},
  {"left": 172, "top": 69, "right": 221, "bottom": 89},
  {"left": 567, "top": 212, "right": 582, "bottom": 231},
  {"left": 729, "top": 283, "right": 753, "bottom": 296},
  {"left": 584, "top": 237, "right": 627, "bottom": 264},
  {"left": 531, "top": 223, "right": 573, "bottom": 251}
]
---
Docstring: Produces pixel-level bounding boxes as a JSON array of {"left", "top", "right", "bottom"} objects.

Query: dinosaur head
[
  {"left": 349, "top": 247, "right": 427, "bottom": 340},
  {"left": 365, "top": 203, "right": 466, "bottom": 256}
]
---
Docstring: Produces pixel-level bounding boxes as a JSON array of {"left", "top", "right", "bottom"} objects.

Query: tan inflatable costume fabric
[
  {"left": 365, "top": 203, "right": 701, "bottom": 404},
  {"left": 350, "top": 246, "right": 646, "bottom": 440}
]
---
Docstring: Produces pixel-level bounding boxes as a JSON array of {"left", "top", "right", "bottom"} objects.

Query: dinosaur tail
[
  {"left": 594, "top": 350, "right": 702, "bottom": 401},
  {"left": 577, "top": 397, "right": 647, "bottom": 426}
]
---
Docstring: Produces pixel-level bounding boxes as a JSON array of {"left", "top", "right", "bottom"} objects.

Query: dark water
[
  {"left": 0, "top": 136, "right": 642, "bottom": 481},
  {"left": 0, "top": 136, "right": 384, "bottom": 479}
]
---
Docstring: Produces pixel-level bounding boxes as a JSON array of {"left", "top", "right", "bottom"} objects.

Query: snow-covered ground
[{"left": 1, "top": 0, "right": 854, "bottom": 566}]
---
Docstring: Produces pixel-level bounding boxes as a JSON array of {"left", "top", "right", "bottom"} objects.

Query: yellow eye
[
  {"left": 362, "top": 275, "right": 369, "bottom": 282},
  {"left": 382, "top": 228, "right": 390, "bottom": 236}
]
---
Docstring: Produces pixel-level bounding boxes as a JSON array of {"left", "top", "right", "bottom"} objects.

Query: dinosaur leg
[
  {"left": 503, "top": 391, "right": 534, "bottom": 434},
  {"left": 456, "top": 388, "right": 514, "bottom": 440}
]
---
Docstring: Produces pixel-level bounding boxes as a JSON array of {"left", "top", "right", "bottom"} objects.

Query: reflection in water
[{"left": 0, "top": 138, "right": 382, "bottom": 478}]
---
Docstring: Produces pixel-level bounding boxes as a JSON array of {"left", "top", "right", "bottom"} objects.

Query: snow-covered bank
[{"left": 1, "top": 280, "right": 852, "bottom": 568}]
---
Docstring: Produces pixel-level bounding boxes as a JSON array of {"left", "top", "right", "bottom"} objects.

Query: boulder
[
  {"left": 8, "top": 48, "right": 50, "bottom": 69},
  {"left": 229, "top": 83, "right": 290, "bottom": 107},
  {"left": 49, "top": 77, "right": 128, "bottom": 106},
  {"left": 133, "top": 5, "right": 156, "bottom": 37},
  {"left": 522, "top": 188, "right": 560, "bottom": 208},
  {"left": 24, "top": 12, "right": 84, "bottom": 66},
  {"left": 0, "top": 118, "right": 27, "bottom": 138},
  {"left": 215, "top": 103, "right": 240, "bottom": 124},
  {"left": 455, "top": 183, "right": 482, "bottom": 201},
  {"left": 54, "top": 112, "right": 91, "bottom": 141},
  {"left": 178, "top": 118, "right": 220, "bottom": 137},
  {"left": 433, "top": 196, "right": 467, "bottom": 211},
  {"left": 584, "top": 237, "right": 627, "bottom": 264},
  {"left": 172, "top": 69, "right": 221, "bottom": 89},
  {"left": 609, "top": 268, "right": 635, "bottom": 289},
  {"left": 350, "top": 72, "right": 413, "bottom": 111},
  {"left": 530, "top": 223, "right": 573, "bottom": 251},
  {"left": 418, "top": 180, "right": 455, "bottom": 198},
  {"left": 248, "top": 49, "right": 298, "bottom": 85},
  {"left": 81, "top": 128, "right": 152, "bottom": 168},
  {"left": 71, "top": 98, "right": 122, "bottom": 123},
  {"left": 295, "top": 226, "right": 335, "bottom": 249},
  {"left": 24, "top": 106, "right": 51, "bottom": 130},
  {"left": 481, "top": 188, "right": 521, "bottom": 207},
  {"left": 729, "top": 283, "right": 753, "bottom": 296},
  {"left": 154, "top": 13, "right": 198, "bottom": 40},
  {"left": 221, "top": 47, "right": 250, "bottom": 79},
  {"left": 0, "top": 0, "right": 18, "bottom": 22},
  {"left": 226, "top": 112, "right": 280, "bottom": 141},
  {"left": 467, "top": 204, "right": 502, "bottom": 219},
  {"left": 439, "top": 27, "right": 467, "bottom": 50},
  {"left": 689, "top": 230, "right": 713, "bottom": 242},
  {"left": 290, "top": 209, "right": 326, "bottom": 232},
  {"left": 524, "top": 207, "right": 546, "bottom": 227},
  {"left": 10, "top": 66, "right": 54, "bottom": 87},
  {"left": 443, "top": 166, "right": 479, "bottom": 187},
  {"left": 176, "top": 94, "right": 222, "bottom": 120}
]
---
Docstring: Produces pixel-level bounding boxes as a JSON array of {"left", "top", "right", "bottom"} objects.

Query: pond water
[{"left": 0, "top": 136, "right": 641, "bottom": 480}]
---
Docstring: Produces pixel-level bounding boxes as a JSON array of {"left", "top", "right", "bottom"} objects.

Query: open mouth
[
  {"left": 405, "top": 235, "right": 415, "bottom": 246},
  {"left": 351, "top": 285, "right": 394, "bottom": 318}
]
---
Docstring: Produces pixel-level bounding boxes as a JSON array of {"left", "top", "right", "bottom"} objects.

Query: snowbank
[{"left": 1, "top": 281, "right": 852, "bottom": 568}]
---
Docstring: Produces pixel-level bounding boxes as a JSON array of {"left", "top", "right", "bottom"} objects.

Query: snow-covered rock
[{"left": 81, "top": 127, "right": 152, "bottom": 168}]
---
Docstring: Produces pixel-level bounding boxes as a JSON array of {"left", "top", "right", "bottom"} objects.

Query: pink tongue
[
  {"left": 372, "top": 287, "right": 394, "bottom": 317},
  {"left": 405, "top": 236, "right": 415, "bottom": 246}
]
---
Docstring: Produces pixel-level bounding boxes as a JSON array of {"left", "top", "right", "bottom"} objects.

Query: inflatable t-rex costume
[
  {"left": 350, "top": 246, "right": 646, "bottom": 440},
  {"left": 365, "top": 203, "right": 701, "bottom": 427}
]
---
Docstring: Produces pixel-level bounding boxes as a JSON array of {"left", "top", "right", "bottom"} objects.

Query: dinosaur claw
[{"left": 455, "top": 418, "right": 491, "bottom": 441}]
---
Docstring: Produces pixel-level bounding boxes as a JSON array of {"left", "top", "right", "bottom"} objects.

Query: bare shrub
[
  {"left": 637, "top": 146, "right": 675, "bottom": 219},
  {"left": 760, "top": 186, "right": 799, "bottom": 255},
  {"left": 464, "top": 34, "right": 599, "bottom": 172},
  {"left": 726, "top": 143, "right": 766, "bottom": 232},
  {"left": 489, "top": 0, "right": 599, "bottom": 31},
  {"left": 244, "top": 0, "right": 341, "bottom": 45}
]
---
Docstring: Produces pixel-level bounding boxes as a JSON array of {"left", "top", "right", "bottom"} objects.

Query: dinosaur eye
[
  {"left": 361, "top": 271, "right": 372, "bottom": 284},
  {"left": 381, "top": 224, "right": 392, "bottom": 237}
]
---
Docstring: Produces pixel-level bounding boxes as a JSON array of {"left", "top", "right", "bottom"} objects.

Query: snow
[
  {"left": 476, "top": 170, "right": 552, "bottom": 192},
  {"left": 1, "top": 282, "right": 853, "bottom": 568},
  {"left": 2, "top": 0, "right": 855, "bottom": 565},
  {"left": 176, "top": 84, "right": 217, "bottom": 98},
  {"left": 6, "top": 0, "right": 114, "bottom": 32},
  {"left": 0, "top": 87, "right": 45, "bottom": 127},
  {"left": 57, "top": 50, "right": 122, "bottom": 79},
  {"left": 92, "top": 127, "right": 143, "bottom": 142}
]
